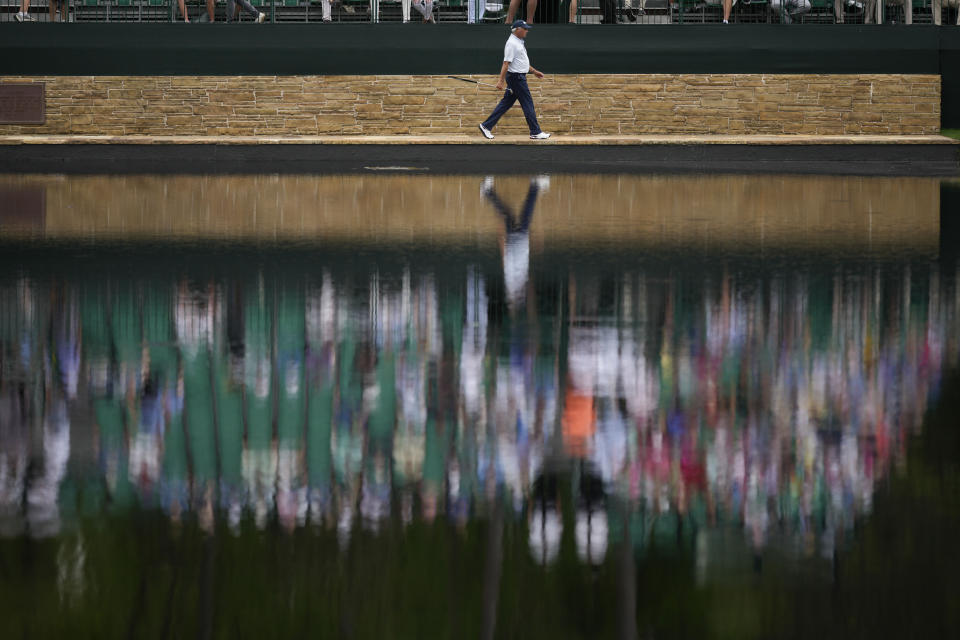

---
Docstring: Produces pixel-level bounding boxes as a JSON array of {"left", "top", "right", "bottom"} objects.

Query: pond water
[{"left": 0, "top": 173, "right": 958, "bottom": 639}]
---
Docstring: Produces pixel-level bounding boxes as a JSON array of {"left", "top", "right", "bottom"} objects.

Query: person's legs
[
  {"left": 722, "top": 0, "right": 731, "bottom": 21},
  {"left": 226, "top": 0, "right": 236, "bottom": 20},
  {"left": 601, "top": 0, "right": 616, "bottom": 22},
  {"left": 569, "top": 0, "right": 577, "bottom": 21},
  {"left": 484, "top": 189, "right": 517, "bottom": 229},
  {"left": 322, "top": 0, "right": 332, "bottom": 19},
  {"left": 234, "top": 0, "right": 261, "bottom": 18},
  {"left": 770, "top": 0, "right": 790, "bottom": 23},
  {"left": 511, "top": 75, "right": 542, "bottom": 136},
  {"left": 505, "top": 0, "right": 521, "bottom": 21},
  {"left": 413, "top": 0, "right": 433, "bottom": 19},
  {"left": 17, "top": 0, "right": 32, "bottom": 20},
  {"left": 207, "top": 0, "right": 216, "bottom": 21},
  {"left": 402, "top": 0, "right": 411, "bottom": 20},
  {"left": 178, "top": 0, "right": 190, "bottom": 21},
  {"left": 466, "top": 0, "right": 486, "bottom": 21},
  {"left": 526, "top": 0, "right": 537, "bottom": 21},
  {"left": 481, "top": 88, "right": 518, "bottom": 131},
  {"left": 516, "top": 182, "right": 540, "bottom": 233}
]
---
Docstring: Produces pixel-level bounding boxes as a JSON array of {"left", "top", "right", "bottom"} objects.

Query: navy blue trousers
[
  {"left": 484, "top": 183, "right": 540, "bottom": 233},
  {"left": 481, "top": 72, "right": 542, "bottom": 136}
]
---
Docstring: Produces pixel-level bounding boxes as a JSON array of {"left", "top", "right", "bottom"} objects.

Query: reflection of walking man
[
  {"left": 481, "top": 175, "right": 550, "bottom": 310},
  {"left": 478, "top": 20, "right": 551, "bottom": 141}
]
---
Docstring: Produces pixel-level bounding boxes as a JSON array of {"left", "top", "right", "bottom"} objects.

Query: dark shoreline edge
[{"left": 1, "top": 143, "right": 957, "bottom": 177}]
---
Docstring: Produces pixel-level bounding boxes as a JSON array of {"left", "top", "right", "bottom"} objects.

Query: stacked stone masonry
[{"left": 0, "top": 74, "right": 941, "bottom": 136}]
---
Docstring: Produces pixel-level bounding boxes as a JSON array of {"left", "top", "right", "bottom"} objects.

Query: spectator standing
[
  {"left": 622, "top": 0, "right": 642, "bottom": 21},
  {"left": 505, "top": 0, "right": 537, "bottom": 24},
  {"left": 600, "top": 0, "right": 616, "bottom": 22},
  {"left": 226, "top": 0, "right": 267, "bottom": 22},
  {"left": 402, "top": 0, "right": 435, "bottom": 21},
  {"left": 49, "top": 0, "right": 66, "bottom": 21},
  {"left": 176, "top": 0, "right": 215, "bottom": 21},
  {"left": 414, "top": 0, "right": 436, "bottom": 21},
  {"left": 722, "top": 0, "right": 735, "bottom": 22},
  {"left": 478, "top": 20, "right": 551, "bottom": 141},
  {"left": 769, "top": 0, "right": 810, "bottom": 21},
  {"left": 467, "top": 0, "right": 486, "bottom": 22},
  {"left": 14, "top": 0, "right": 33, "bottom": 21}
]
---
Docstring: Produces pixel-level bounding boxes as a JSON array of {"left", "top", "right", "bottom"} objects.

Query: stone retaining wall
[{"left": 0, "top": 74, "right": 941, "bottom": 136}]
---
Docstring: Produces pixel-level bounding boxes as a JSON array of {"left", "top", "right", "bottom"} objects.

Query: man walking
[{"left": 478, "top": 20, "right": 551, "bottom": 141}]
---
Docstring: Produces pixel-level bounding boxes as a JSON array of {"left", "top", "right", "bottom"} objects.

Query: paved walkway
[
  {"left": 4, "top": 134, "right": 956, "bottom": 176},
  {"left": 1, "top": 134, "right": 957, "bottom": 146}
]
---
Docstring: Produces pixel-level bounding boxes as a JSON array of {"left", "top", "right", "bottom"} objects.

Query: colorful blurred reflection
[{"left": 1, "top": 256, "right": 952, "bottom": 560}]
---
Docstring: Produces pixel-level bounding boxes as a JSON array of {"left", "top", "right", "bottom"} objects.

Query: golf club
[{"left": 448, "top": 76, "right": 512, "bottom": 94}]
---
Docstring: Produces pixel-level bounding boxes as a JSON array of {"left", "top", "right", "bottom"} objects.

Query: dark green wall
[
  {"left": 2, "top": 23, "right": 959, "bottom": 126},
  {"left": 940, "top": 28, "right": 960, "bottom": 129}
]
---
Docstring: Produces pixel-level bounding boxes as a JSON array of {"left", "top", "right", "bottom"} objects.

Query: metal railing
[{"left": 0, "top": 0, "right": 956, "bottom": 23}]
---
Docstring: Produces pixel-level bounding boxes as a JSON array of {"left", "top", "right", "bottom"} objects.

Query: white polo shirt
[{"left": 503, "top": 34, "right": 530, "bottom": 74}]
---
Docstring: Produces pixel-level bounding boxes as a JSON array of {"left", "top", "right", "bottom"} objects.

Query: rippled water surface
[{"left": 1, "top": 174, "right": 958, "bottom": 639}]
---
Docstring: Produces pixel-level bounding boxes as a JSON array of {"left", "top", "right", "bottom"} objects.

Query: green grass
[{"left": 941, "top": 129, "right": 960, "bottom": 141}]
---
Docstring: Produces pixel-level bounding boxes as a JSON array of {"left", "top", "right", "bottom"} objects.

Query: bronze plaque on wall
[{"left": 0, "top": 83, "right": 45, "bottom": 125}]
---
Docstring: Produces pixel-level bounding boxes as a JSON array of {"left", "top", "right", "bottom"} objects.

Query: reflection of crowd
[{"left": 0, "top": 264, "right": 955, "bottom": 569}]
